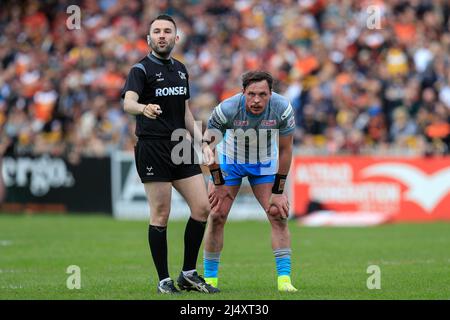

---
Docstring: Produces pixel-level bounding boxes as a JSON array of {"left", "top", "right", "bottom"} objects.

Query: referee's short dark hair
[
  {"left": 242, "top": 71, "right": 273, "bottom": 91},
  {"left": 150, "top": 14, "right": 177, "bottom": 31}
]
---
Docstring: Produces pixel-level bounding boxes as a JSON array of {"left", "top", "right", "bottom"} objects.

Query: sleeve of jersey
[
  {"left": 120, "top": 66, "right": 146, "bottom": 99},
  {"left": 207, "top": 104, "right": 228, "bottom": 133},
  {"left": 279, "top": 102, "right": 296, "bottom": 136}
]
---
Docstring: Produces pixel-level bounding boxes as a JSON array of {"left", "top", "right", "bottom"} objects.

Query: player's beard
[{"left": 150, "top": 39, "right": 175, "bottom": 59}]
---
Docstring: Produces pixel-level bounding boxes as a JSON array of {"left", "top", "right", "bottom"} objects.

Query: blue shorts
[{"left": 214, "top": 155, "right": 277, "bottom": 186}]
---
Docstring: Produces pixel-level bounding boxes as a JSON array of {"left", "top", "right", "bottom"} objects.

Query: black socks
[
  {"left": 148, "top": 225, "right": 169, "bottom": 281},
  {"left": 148, "top": 217, "right": 207, "bottom": 281},
  {"left": 182, "top": 217, "right": 207, "bottom": 271}
]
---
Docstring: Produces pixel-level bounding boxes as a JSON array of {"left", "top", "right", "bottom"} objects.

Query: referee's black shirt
[{"left": 121, "top": 53, "right": 190, "bottom": 139}]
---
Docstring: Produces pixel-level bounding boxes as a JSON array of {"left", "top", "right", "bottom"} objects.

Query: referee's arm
[
  {"left": 123, "top": 91, "right": 146, "bottom": 115},
  {"left": 184, "top": 100, "right": 203, "bottom": 140},
  {"left": 124, "top": 91, "right": 160, "bottom": 119}
]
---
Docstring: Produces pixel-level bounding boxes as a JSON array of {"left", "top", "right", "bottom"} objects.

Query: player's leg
[
  {"left": 144, "top": 182, "right": 179, "bottom": 293},
  {"left": 203, "top": 181, "right": 241, "bottom": 288},
  {"left": 172, "top": 173, "right": 218, "bottom": 293},
  {"left": 250, "top": 180, "right": 297, "bottom": 292}
]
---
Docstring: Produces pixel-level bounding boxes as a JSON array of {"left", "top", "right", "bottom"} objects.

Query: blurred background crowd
[{"left": 1, "top": 0, "right": 450, "bottom": 161}]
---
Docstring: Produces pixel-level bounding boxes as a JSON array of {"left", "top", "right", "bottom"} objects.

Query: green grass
[{"left": 0, "top": 213, "right": 449, "bottom": 300}]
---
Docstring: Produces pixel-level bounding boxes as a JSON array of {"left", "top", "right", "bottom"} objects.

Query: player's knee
[
  {"left": 267, "top": 206, "right": 287, "bottom": 224},
  {"left": 209, "top": 209, "right": 227, "bottom": 226},
  {"left": 267, "top": 205, "right": 281, "bottom": 218}
]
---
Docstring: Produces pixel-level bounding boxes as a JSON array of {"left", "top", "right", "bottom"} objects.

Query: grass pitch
[{"left": 0, "top": 213, "right": 449, "bottom": 300}]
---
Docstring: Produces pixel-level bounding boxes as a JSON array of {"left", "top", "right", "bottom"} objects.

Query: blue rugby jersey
[{"left": 207, "top": 92, "right": 295, "bottom": 170}]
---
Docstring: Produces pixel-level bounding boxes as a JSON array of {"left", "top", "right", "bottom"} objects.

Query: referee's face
[
  {"left": 243, "top": 80, "right": 272, "bottom": 115},
  {"left": 148, "top": 20, "right": 178, "bottom": 58}
]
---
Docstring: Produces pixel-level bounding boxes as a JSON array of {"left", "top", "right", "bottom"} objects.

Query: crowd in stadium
[{"left": 0, "top": 0, "right": 449, "bottom": 161}]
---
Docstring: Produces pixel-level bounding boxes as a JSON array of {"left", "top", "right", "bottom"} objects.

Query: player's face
[
  {"left": 148, "top": 20, "right": 178, "bottom": 58},
  {"left": 243, "top": 80, "right": 272, "bottom": 115}
]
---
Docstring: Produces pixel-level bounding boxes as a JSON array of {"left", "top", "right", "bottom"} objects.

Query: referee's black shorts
[{"left": 134, "top": 138, "right": 202, "bottom": 183}]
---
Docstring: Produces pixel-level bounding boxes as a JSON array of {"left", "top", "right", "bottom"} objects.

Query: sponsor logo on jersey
[
  {"left": 155, "top": 86, "right": 187, "bottom": 97},
  {"left": 261, "top": 120, "right": 277, "bottom": 127},
  {"left": 155, "top": 72, "right": 164, "bottom": 82},
  {"left": 233, "top": 120, "right": 249, "bottom": 126}
]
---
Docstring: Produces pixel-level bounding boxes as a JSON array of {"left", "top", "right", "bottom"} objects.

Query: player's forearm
[
  {"left": 124, "top": 98, "right": 146, "bottom": 115},
  {"left": 208, "top": 162, "right": 220, "bottom": 170},
  {"left": 271, "top": 145, "right": 292, "bottom": 195},
  {"left": 208, "top": 161, "right": 224, "bottom": 185},
  {"left": 277, "top": 144, "right": 293, "bottom": 176}
]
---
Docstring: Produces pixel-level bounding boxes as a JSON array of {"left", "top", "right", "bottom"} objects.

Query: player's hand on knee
[
  {"left": 208, "top": 187, "right": 219, "bottom": 209},
  {"left": 267, "top": 194, "right": 290, "bottom": 219},
  {"left": 210, "top": 185, "right": 234, "bottom": 212},
  {"left": 267, "top": 203, "right": 289, "bottom": 220},
  {"left": 142, "top": 104, "right": 162, "bottom": 119}
]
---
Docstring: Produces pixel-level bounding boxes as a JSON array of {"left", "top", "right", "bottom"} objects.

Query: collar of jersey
[{"left": 147, "top": 52, "right": 174, "bottom": 65}]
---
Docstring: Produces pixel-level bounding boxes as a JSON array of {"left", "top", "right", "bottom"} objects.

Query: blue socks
[
  {"left": 204, "top": 251, "right": 221, "bottom": 278},
  {"left": 203, "top": 248, "right": 292, "bottom": 287},
  {"left": 274, "top": 248, "right": 292, "bottom": 276}
]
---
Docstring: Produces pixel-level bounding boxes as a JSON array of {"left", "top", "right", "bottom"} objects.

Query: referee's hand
[
  {"left": 142, "top": 104, "right": 162, "bottom": 119},
  {"left": 202, "top": 144, "right": 215, "bottom": 166}
]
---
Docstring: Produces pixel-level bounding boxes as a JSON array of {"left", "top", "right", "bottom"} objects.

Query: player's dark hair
[
  {"left": 242, "top": 71, "right": 273, "bottom": 91},
  {"left": 149, "top": 14, "right": 177, "bottom": 31}
]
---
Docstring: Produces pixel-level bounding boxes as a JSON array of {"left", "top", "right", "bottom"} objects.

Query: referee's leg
[
  {"left": 172, "top": 174, "right": 210, "bottom": 273},
  {"left": 144, "top": 182, "right": 173, "bottom": 283}
]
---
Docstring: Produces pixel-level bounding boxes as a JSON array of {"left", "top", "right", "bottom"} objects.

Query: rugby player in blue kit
[{"left": 202, "top": 71, "right": 298, "bottom": 292}]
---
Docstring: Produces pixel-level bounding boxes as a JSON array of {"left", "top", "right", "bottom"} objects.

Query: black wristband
[
  {"left": 272, "top": 174, "right": 287, "bottom": 194},
  {"left": 210, "top": 168, "right": 225, "bottom": 185}
]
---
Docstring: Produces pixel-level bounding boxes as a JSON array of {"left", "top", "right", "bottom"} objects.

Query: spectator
[{"left": 0, "top": 0, "right": 449, "bottom": 157}]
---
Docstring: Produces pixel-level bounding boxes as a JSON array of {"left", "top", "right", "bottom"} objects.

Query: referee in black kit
[{"left": 122, "top": 14, "right": 218, "bottom": 294}]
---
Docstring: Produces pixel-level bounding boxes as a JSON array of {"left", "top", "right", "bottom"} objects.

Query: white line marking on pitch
[
  {"left": 0, "top": 240, "right": 13, "bottom": 246},
  {"left": 0, "top": 285, "right": 23, "bottom": 289},
  {"left": 0, "top": 269, "right": 16, "bottom": 273}
]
